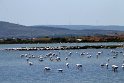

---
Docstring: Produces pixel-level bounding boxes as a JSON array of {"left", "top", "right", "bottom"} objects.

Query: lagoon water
[{"left": 0, "top": 43, "right": 124, "bottom": 83}]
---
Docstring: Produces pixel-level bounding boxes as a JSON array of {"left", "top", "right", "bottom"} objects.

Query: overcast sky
[{"left": 0, "top": 0, "right": 124, "bottom": 26}]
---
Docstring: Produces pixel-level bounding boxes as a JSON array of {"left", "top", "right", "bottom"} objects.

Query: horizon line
[{"left": 0, "top": 21, "right": 124, "bottom": 27}]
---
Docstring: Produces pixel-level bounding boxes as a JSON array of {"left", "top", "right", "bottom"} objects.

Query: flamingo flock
[{"left": 20, "top": 49, "right": 124, "bottom": 73}]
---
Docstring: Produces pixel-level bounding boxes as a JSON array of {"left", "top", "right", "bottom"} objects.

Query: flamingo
[
  {"left": 106, "top": 63, "right": 108, "bottom": 69},
  {"left": 107, "top": 58, "right": 110, "bottom": 63},
  {"left": 80, "top": 52, "right": 85, "bottom": 56},
  {"left": 66, "top": 63, "right": 69, "bottom": 68},
  {"left": 28, "top": 61, "right": 33, "bottom": 66},
  {"left": 57, "top": 69, "right": 63, "bottom": 72},
  {"left": 122, "top": 64, "right": 124, "bottom": 68},
  {"left": 26, "top": 57, "right": 29, "bottom": 62},
  {"left": 112, "top": 65, "right": 118, "bottom": 72},
  {"left": 44, "top": 67, "right": 51, "bottom": 71},
  {"left": 87, "top": 55, "right": 91, "bottom": 58},
  {"left": 65, "top": 57, "right": 68, "bottom": 60},
  {"left": 98, "top": 51, "right": 102, "bottom": 55},
  {"left": 100, "top": 64, "right": 105, "bottom": 67},
  {"left": 68, "top": 52, "right": 72, "bottom": 56},
  {"left": 56, "top": 57, "right": 61, "bottom": 61},
  {"left": 20, "top": 54, "right": 25, "bottom": 58},
  {"left": 76, "top": 64, "right": 82, "bottom": 69},
  {"left": 39, "top": 57, "right": 44, "bottom": 61}
]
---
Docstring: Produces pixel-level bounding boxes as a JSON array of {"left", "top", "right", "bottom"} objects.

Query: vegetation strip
[{"left": 0, "top": 35, "right": 124, "bottom": 44}]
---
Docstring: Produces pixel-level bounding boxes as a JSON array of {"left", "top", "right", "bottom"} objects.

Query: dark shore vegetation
[{"left": 0, "top": 35, "right": 124, "bottom": 44}]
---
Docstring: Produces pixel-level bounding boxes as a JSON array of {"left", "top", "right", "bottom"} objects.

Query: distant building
[{"left": 76, "top": 39, "right": 82, "bottom": 42}]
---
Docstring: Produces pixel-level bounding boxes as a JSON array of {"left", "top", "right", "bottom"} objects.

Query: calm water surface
[
  {"left": 0, "top": 42, "right": 123, "bottom": 49},
  {"left": 0, "top": 43, "right": 124, "bottom": 83}
]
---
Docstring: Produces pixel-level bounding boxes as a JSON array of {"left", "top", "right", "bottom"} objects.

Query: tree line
[{"left": 0, "top": 35, "right": 124, "bottom": 44}]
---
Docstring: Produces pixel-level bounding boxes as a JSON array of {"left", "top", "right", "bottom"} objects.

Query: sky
[{"left": 0, "top": 0, "right": 124, "bottom": 26}]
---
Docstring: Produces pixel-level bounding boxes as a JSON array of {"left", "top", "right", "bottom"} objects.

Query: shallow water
[
  {"left": 0, "top": 42, "right": 123, "bottom": 49},
  {"left": 0, "top": 43, "right": 124, "bottom": 83}
]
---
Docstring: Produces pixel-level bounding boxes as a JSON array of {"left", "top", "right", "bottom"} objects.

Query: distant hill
[
  {"left": 49, "top": 25, "right": 124, "bottom": 31},
  {"left": 0, "top": 21, "right": 124, "bottom": 38}
]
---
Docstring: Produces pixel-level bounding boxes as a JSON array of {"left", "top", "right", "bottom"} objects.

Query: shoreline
[
  {"left": 3, "top": 45, "right": 124, "bottom": 51},
  {"left": 0, "top": 41, "right": 124, "bottom": 44}
]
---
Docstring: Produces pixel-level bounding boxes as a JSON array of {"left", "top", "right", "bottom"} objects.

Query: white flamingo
[
  {"left": 98, "top": 51, "right": 102, "bottom": 55},
  {"left": 68, "top": 52, "right": 72, "bottom": 56},
  {"left": 87, "top": 55, "right": 91, "bottom": 58},
  {"left": 56, "top": 57, "right": 61, "bottom": 61},
  {"left": 122, "top": 64, "right": 124, "bottom": 68},
  {"left": 112, "top": 65, "right": 118, "bottom": 72},
  {"left": 106, "top": 63, "right": 108, "bottom": 69},
  {"left": 57, "top": 69, "right": 63, "bottom": 72},
  {"left": 65, "top": 57, "right": 68, "bottom": 60},
  {"left": 39, "top": 57, "right": 44, "bottom": 61},
  {"left": 76, "top": 64, "right": 82, "bottom": 69},
  {"left": 20, "top": 54, "right": 25, "bottom": 58},
  {"left": 66, "top": 63, "right": 69, "bottom": 68},
  {"left": 44, "top": 67, "right": 51, "bottom": 71},
  {"left": 28, "top": 61, "right": 33, "bottom": 66}
]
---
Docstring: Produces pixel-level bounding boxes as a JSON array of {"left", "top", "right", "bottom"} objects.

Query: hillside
[
  {"left": 49, "top": 25, "right": 124, "bottom": 31},
  {"left": 0, "top": 21, "right": 124, "bottom": 38},
  {"left": 0, "top": 21, "right": 73, "bottom": 38}
]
